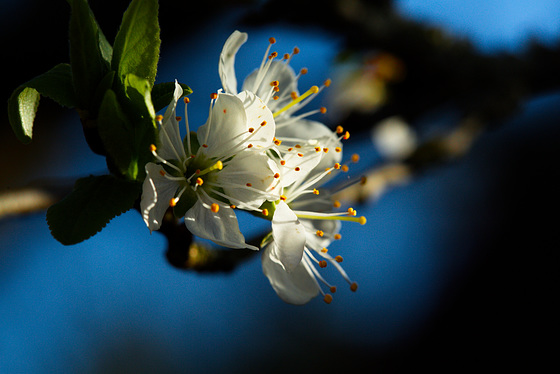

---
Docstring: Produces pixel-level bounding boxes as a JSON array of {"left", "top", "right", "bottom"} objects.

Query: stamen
[
  {"left": 211, "top": 203, "right": 220, "bottom": 213},
  {"left": 273, "top": 86, "right": 319, "bottom": 118}
]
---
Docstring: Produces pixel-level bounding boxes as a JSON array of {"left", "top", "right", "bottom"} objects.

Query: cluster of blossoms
[{"left": 141, "top": 31, "right": 366, "bottom": 304}]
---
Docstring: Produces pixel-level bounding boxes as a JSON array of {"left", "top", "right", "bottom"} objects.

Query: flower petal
[
  {"left": 262, "top": 244, "right": 319, "bottom": 305},
  {"left": 242, "top": 60, "right": 298, "bottom": 112},
  {"left": 236, "top": 90, "right": 275, "bottom": 149},
  {"left": 219, "top": 30, "right": 248, "bottom": 95},
  {"left": 217, "top": 151, "right": 280, "bottom": 208},
  {"left": 184, "top": 196, "right": 257, "bottom": 250},
  {"left": 157, "top": 81, "right": 186, "bottom": 161},
  {"left": 140, "top": 163, "right": 180, "bottom": 232},
  {"left": 271, "top": 201, "right": 306, "bottom": 272},
  {"left": 197, "top": 93, "right": 248, "bottom": 157}
]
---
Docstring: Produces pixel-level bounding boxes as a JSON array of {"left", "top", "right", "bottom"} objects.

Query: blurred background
[{"left": 1, "top": 0, "right": 558, "bottom": 372}]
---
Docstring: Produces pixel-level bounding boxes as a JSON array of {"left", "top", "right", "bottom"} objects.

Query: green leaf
[
  {"left": 69, "top": 0, "right": 110, "bottom": 108},
  {"left": 8, "top": 63, "right": 76, "bottom": 143},
  {"left": 97, "top": 89, "right": 137, "bottom": 178},
  {"left": 46, "top": 175, "right": 141, "bottom": 245},
  {"left": 124, "top": 74, "right": 156, "bottom": 120},
  {"left": 152, "top": 82, "right": 192, "bottom": 112},
  {"left": 112, "top": 0, "right": 160, "bottom": 87}
]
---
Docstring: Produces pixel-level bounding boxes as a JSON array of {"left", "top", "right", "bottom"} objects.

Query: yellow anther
[
  {"left": 155, "top": 115, "right": 164, "bottom": 122},
  {"left": 341, "top": 165, "right": 349, "bottom": 172},
  {"left": 319, "top": 260, "right": 328, "bottom": 268},
  {"left": 269, "top": 37, "right": 276, "bottom": 44},
  {"left": 313, "top": 188, "right": 319, "bottom": 195},
  {"left": 352, "top": 154, "right": 360, "bottom": 163},
  {"left": 323, "top": 294, "right": 333, "bottom": 304},
  {"left": 149, "top": 144, "right": 157, "bottom": 152},
  {"left": 315, "top": 147, "right": 321, "bottom": 152},
  {"left": 270, "top": 80, "right": 279, "bottom": 86},
  {"left": 335, "top": 255, "right": 344, "bottom": 263},
  {"left": 262, "top": 208, "right": 269, "bottom": 217},
  {"left": 247, "top": 144, "right": 253, "bottom": 148},
  {"left": 248, "top": 127, "right": 254, "bottom": 133},
  {"left": 268, "top": 52, "right": 278, "bottom": 60},
  {"left": 297, "top": 153, "right": 303, "bottom": 157},
  {"left": 324, "top": 78, "right": 332, "bottom": 87},
  {"left": 300, "top": 67, "right": 308, "bottom": 75},
  {"left": 169, "top": 198, "right": 178, "bottom": 207},
  {"left": 211, "top": 203, "right": 220, "bottom": 213},
  {"left": 336, "top": 126, "right": 344, "bottom": 134},
  {"left": 260, "top": 120, "right": 267, "bottom": 126},
  {"left": 334, "top": 234, "right": 342, "bottom": 240},
  {"left": 274, "top": 173, "right": 280, "bottom": 179},
  {"left": 316, "top": 230, "right": 324, "bottom": 237},
  {"left": 280, "top": 195, "right": 287, "bottom": 201},
  {"left": 343, "top": 131, "right": 350, "bottom": 140},
  {"left": 292, "top": 46, "right": 300, "bottom": 55},
  {"left": 210, "top": 92, "right": 218, "bottom": 99},
  {"left": 183, "top": 97, "right": 190, "bottom": 104},
  {"left": 196, "top": 177, "right": 204, "bottom": 186},
  {"left": 321, "top": 247, "right": 328, "bottom": 253},
  {"left": 334, "top": 163, "right": 341, "bottom": 169},
  {"left": 323, "top": 148, "right": 329, "bottom": 153},
  {"left": 320, "top": 107, "right": 327, "bottom": 114},
  {"left": 280, "top": 160, "right": 286, "bottom": 166},
  {"left": 335, "top": 147, "right": 342, "bottom": 153},
  {"left": 295, "top": 167, "right": 301, "bottom": 172},
  {"left": 333, "top": 200, "right": 341, "bottom": 208}
]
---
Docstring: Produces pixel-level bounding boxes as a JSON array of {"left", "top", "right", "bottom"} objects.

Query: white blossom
[{"left": 141, "top": 82, "right": 280, "bottom": 250}]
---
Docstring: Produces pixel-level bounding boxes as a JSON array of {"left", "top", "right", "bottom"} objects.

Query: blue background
[{"left": 1, "top": 1, "right": 558, "bottom": 372}]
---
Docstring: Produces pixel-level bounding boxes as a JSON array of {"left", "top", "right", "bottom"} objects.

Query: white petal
[
  {"left": 217, "top": 151, "right": 280, "bottom": 208},
  {"left": 271, "top": 201, "right": 306, "bottom": 272},
  {"left": 184, "top": 197, "right": 257, "bottom": 250},
  {"left": 197, "top": 93, "right": 248, "bottom": 157},
  {"left": 279, "top": 144, "right": 323, "bottom": 187},
  {"left": 301, "top": 218, "right": 341, "bottom": 250},
  {"left": 219, "top": 30, "right": 248, "bottom": 95},
  {"left": 157, "top": 81, "right": 186, "bottom": 161},
  {"left": 242, "top": 60, "right": 298, "bottom": 111},
  {"left": 236, "top": 90, "right": 275, "bottom": 149},
  {"left": 262, "top": 244, "right": 319, "bottom": 305},
  {"left": 140, "top": 163, "right": 180, "bottom": 232}
]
